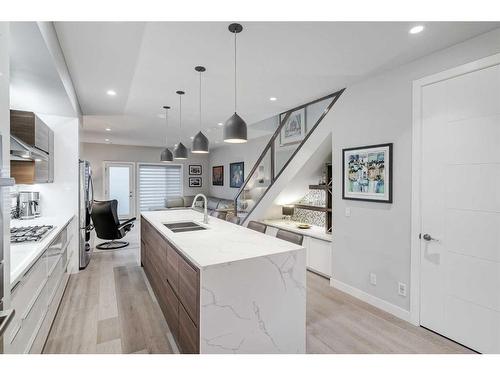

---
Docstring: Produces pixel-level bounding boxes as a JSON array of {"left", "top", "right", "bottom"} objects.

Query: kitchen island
[{"left": 141, "top": 209, "right": 306, "bottom": 354}]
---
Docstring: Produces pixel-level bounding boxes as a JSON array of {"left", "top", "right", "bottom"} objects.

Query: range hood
[{"left": 10, "top": 135, "right": 48, "bottom": 162}]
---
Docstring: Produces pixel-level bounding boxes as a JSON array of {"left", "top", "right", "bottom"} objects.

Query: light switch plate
[
  {"left": 345, "top": 207, "right": 351, "bottom": 217},
  {"left": 370, "top": 273, "right": 377, "bottom": 285},
  {"left": 398, "top": 282, "right": 407, "bottom": 297}
]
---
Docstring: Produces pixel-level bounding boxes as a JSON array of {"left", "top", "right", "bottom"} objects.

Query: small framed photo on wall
[
  {"left": 230, "top": 162, "right": 244, "bottom": 188},
  {"left": 342, "top": 143, "right": 393, "bottom": 203},
  {"left": 212, "top": 165, "right": 224, "bottom": 186},
  {"left": 189, "top": 165, "right": 202, "bottom": 175},
  {"left": 189, "top": 177, "right": 202, "bottom": 188},
  {"left": 279, "top": 107, "right": 307, "bottom": 147}
]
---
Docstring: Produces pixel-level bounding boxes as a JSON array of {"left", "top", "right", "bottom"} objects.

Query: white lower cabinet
[
  {"left": 304, "top": 237, "right": 332, "bottom": 277},
  {"left": 265, "top": 225, "right": 332, "bottom": 278},
  {"left": 5, "top": 222, "right": 71, "bottom": 354}
]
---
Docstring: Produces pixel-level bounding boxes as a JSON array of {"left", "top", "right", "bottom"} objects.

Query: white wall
[
  {"left": 0, "top": 22, "right": 12, "bottom": 316},
  {"left": 80, "top": 142, "right": 210, "bottom": 202},
  {"left": 330, "top": 27, "right": 500, "bottom": 314},
  {"left": 207, "top": 136, "right": 269, "bottom": 200},
  {"left": 14, "top": 114, "right": 80, "bottom": 272}
]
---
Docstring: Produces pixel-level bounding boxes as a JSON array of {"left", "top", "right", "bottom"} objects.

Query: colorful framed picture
[
  {"left": 212, "top": 165, "right": 224, "bottom": 186},
  {"left": 279, "top": 107, "right": 307, "bottom": 147},
  {"left": 189, "top": 165, "right": 202, "bottom": 175},
  {"left": 342, "top": 143, "right": 393, "bottom": 203},
  {"left": 189, "top": 177, "right": 202, "bottom": 188},
  {"left": 230, "top": 162, "right": 244, "bottom": 188}
]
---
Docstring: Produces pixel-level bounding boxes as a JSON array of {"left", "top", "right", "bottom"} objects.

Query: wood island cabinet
[{"left": 140, "top": 217, "right": 200, "bottom": 353}]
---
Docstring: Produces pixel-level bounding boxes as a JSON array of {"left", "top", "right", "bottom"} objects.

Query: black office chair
[{"left": 91, "top": 200, "right": 136, "bottom": 250}]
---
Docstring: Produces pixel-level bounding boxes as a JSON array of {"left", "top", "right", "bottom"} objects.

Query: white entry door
[
  {"left": 419, "top": 62, "right": 500, "bottom": 353},
  {"left": 104, "top": 162, "right": 136, "bottom": 219}
]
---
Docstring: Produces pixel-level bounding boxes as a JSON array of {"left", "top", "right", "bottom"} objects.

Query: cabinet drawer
[
  {"left": 9, "top": 278, "right": 47, "bottom": 353},
  {"left": 178, "top": 255, "right": 199, "bottom": 325},
  {"left": 166, "top": 243, "right": 179, "bottom": 293},
  {"left": 178, "top": 303, "right": 199, "bottom": 354},
  {"left": 163, "top": 279, "right": 179, "bottom": 341},
  {"left": 11, "top": 251, "right": 47, "bottom": 320},
  {"left": 46, "top": 255, "right": 64, "bottom": 306}
]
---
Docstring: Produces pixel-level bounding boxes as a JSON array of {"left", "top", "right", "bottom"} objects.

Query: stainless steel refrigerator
[
  {"left": 0, "top": 135, "right": 16, "bottom": 353},
  {"left": 79, "top": 159, "right": 94, "bottom": 269}
]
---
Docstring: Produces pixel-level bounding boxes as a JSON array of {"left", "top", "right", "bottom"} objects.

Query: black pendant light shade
[
  {"left": 192, "top": 131, "right": 209, "bottom": 153},
  {"left": 160, "top": 105, "right": 173, "bottom": 162},
  {"left": 223, "top": 113, "right": 247, "bottom": 143},
  {"left": 192, "top": 66, "right": 210, "bottom": 153},
  {"left": 173, "top": 142, "right": 188, "bottom": 159},
  {"left": 160, "top": 147, "right": 173, "bottom": 162},
  {"left": 224, "top": 23, "right": 247, "bottom": 143}
]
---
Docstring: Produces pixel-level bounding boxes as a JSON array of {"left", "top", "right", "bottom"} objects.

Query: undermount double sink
[{"left": 163, "top": 221, "right": 207, "bottom": 233}]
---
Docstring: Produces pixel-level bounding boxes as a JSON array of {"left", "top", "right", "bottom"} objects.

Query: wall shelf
[{"left": 295, "top": 204, "right": 332, "bottom": 213}]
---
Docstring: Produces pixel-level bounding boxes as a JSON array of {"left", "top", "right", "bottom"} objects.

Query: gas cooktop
[{"left": 10, "top": 225, "right": 55, "bottom": 243}]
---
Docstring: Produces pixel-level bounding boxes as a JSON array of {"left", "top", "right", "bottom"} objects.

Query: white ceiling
[
  {"left": 10, "top": 22, "right": 76, "bottom": 117},
  {"left": 54, "top": 21, "right": 500, "bottom": 148}
]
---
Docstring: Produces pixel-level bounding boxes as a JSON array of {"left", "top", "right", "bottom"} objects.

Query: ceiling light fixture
[
  {"left": 409, "top": 25, "right": 424, "bottom": 34},
  {"left": 106, "top": 89, "right": 117, "bottom": 96},
  {"left": 223, "top": 23, "right": 247, "bottom": 144},
  {"left": 174, "top": 91, "right": 188, "bottom": 160},
  {"left": 160, "top": 105, "right": 173, "bottom": 162},
  {"left": 192, "top": 66, "right": 210, "bottom": 154},
  {"left": 270, "top": 97, "right": 277, "bottom": 101},
  {"left": 105, "top": 138, "right": 110, "bottom": 142},
  {"left": 105, "top": 127, "right": 111, "bottom": 132}
]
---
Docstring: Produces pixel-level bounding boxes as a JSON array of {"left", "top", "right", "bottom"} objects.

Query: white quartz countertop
[
  {"left": 10, "top": 214, "right": 74, "bottom": 287},
  {"left": 141, "top": 209, "right": 304, "bottom": 269},
  {"left": 261, "top": 219, "right": 333, "bottom": 242}
]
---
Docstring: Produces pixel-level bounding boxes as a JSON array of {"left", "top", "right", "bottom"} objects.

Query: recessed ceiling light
[
  {"left": 106, "top": 89, "right": 117, "bottom": 96},
  {"left": 409, "top": 25, "right": 424, "bottom": 34},
  {"left": 105, "top": 138, "right": 110, "bottom": 142},
  {"left": 105, "top": 128, "right": 111, "bottom": 132},
  {"left": 190, "top": 136, "right": 194, "bottom": 140},
  {"left": 269, "top": 97, "right": 277, "bottom": 101},
  {"left": 217, "top": 122, "right": 223, "bottom": 126}
]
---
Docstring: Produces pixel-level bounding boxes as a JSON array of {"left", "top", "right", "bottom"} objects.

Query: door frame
[
  {"left": 410, "top": 52, "right": 500, "bottom": 326},
  {"left": 103, "top": 161, "right": 136, "bottom": 219}
]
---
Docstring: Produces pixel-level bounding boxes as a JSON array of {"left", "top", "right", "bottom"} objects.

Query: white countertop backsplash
[
  {"left": 10, "top": 214, "right": 74, "bottom": 286},
  {"left": 141, "top": 209, "right": 303, "bottom": 269}
]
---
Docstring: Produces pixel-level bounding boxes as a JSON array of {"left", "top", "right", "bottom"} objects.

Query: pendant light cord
[
  {"left": 234, "top": 31, "right": 237, "bottom": 113},
  {"left": 199, "top": 71, "right": 202, "bottom": 130},
  {"left": 165, "top": 108, "right": 168, "bottom": 146},
  {"left": 179, "top": 94, "right": 182, "bottom": 143}
]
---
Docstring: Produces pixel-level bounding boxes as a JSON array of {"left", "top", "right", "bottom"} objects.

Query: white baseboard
[{"left": 330, "top": 278, "right": 412, "bottom": 323}]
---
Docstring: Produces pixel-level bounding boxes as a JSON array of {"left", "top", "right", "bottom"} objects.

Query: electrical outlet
[
  {"left": 398, "top": 282, "right": 407, "bottom": 297},
  {"left": 345, "top": 207, "right": 351, "bottom": 217},
  {"left": 369, "top": 273, "right": 377, "bottom": 286}
]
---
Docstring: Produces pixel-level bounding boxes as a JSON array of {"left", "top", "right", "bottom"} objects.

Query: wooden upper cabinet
[{"left": 10, "top": 110, "right": 50, "bottom": 153}]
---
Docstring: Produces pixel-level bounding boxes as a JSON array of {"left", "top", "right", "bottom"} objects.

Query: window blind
[{"left": 139, "top": 164, "right": 182, "bottom": 212}]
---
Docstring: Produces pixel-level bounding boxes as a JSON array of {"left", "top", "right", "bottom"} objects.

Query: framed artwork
[
  {"left": 230, "top": 162, "right": 245, "bottom": 188},
  {"left": 212, "top": 165, "right": 224, "bottom": 186},
  {"left": 189, "top": 177, "right": 202, "bottom": 188},
  {"left": 342, "top": 143, "right": 393, "bottom": 203},
  {"left": 279, "top": 107, "right": 307, "bottom": 147},
  {"left": 189, "top": 165, "right": 202, "bottom": 175}
]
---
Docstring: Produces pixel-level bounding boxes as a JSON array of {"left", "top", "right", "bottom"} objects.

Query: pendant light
[
  {"left": 192, "top": 66, "right": 209, "bottom": 153},
  {"left": 160, "top": 105, "right": 173, "bottom": 162},
  {"left": 173, "top": 90, "right": 188, "bottom": 160},
  {"left": 223, "top": 23, "right": 247, "bottom": 143}
]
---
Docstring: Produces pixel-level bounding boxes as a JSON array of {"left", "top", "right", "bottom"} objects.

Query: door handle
[{"left": 421, "top": 233, "right": 439, "bottom": 242}]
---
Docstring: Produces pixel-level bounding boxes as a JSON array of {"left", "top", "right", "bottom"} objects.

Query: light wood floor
[{"left": 44, "top": 228, "right": 474, "bottom": 354}]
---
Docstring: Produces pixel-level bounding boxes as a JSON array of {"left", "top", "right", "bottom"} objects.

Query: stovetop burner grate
[{"left": 10, "top": 225, "right": 55, "bottom": 243}]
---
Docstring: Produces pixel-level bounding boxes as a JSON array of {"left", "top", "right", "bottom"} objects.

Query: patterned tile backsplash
[{"left": 291, "top": 189, "right": 326, "bottom": 227}]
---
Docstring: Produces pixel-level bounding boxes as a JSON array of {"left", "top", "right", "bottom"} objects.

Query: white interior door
[
  {"left": 104, "top": 162, "right": 135, "bottom": 219},
  {"left": 420, "top": 63, "right": 500, "bottom": 353}
]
